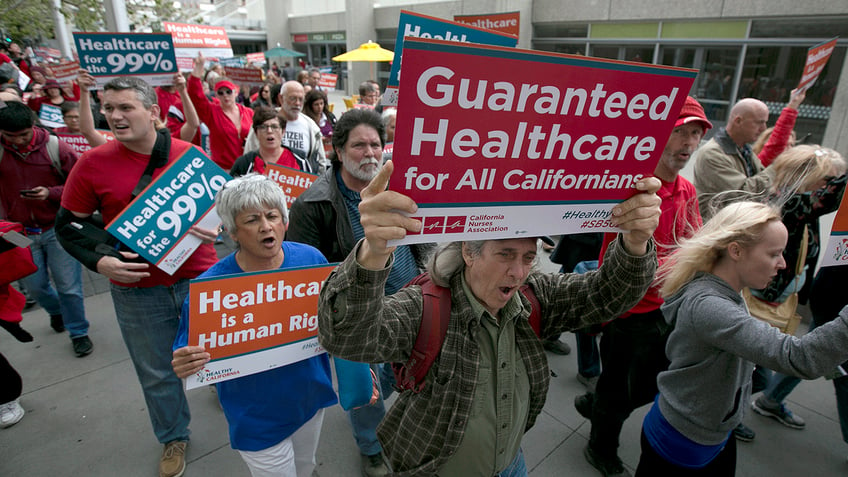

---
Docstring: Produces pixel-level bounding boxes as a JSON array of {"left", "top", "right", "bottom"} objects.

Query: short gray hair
[
  {"left": 103, "top": 76, "right": 157, "bottom": 109},
  {"left": 216, "top": 173, "right": 289, "bottom": 234},
  {"left": 381, "top": 108, "right": 396, "bottom": 127}
]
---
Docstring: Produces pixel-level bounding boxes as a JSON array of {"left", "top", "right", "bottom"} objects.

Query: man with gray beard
[{"left": 286, "top": 108, "right": 433, "bottom": 476}]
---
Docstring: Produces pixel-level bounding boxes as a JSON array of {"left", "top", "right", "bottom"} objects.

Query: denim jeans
[
  {"left": 495, "top": 449, "right": 528, "bottom": 477},
  {"left": 110, "top": 280, "right": 191, "bottom": 444},
  {"left": 576, "top": 330, "right": 601, "bottom": 378},
  {"left": 19, "top": 228, "right": 89, "bottom": 338},
  {"left": 568, "top": 261, "right": 601, "bottom": 378},
  {"left": 349, "top": 363, "right": 395, "bottom": 455}
]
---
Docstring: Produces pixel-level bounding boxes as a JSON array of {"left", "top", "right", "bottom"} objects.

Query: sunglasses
[{"left": 217, "top": 89, "right": 234, "bottom": 96}]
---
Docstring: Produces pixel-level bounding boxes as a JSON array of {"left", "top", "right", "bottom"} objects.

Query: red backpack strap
[
  {"left": 519, "top": 284, "right": 542, "bottom": 338},
  {"left": 392, "top": 273, "right": 451, "bottom": 393}
]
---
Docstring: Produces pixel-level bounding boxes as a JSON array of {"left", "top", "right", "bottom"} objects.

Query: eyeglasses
[
  {"left": 256, "top": 124, "right": 282, "bottom": 132},
  {"left": 217, "top": 89, "right": 233, "bottom": 96}
]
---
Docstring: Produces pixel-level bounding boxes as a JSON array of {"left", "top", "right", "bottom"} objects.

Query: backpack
[
  {"left": 392, "top": 273, "right": 542, "bottom": 393},
  {"left": 0, "top": 134, "right": 64, "bottom": 179}
]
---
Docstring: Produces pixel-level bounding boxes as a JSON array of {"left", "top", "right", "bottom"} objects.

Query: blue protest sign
[
  {"left": 74, "top": 32, "right": 178, "bottom": 87},
  {"left": 383, "top": 10, "right": 518, "bottom": 106},
  {"left": 218, "top": 56, "right": 244, "bottom": 67},
  {"left": 106, "top": 147, "right": 231, "bottom": 274},
  {"left": 38, "top": 104, "right": 64, "bottom": 128}
]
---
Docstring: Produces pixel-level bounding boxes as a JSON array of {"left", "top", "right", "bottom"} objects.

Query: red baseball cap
[
  {"left": 215, "top": 80, "right": 237, "bottom": 92},
  {"left": 675, "top": 96, "right": 712, "bottom": 131}
]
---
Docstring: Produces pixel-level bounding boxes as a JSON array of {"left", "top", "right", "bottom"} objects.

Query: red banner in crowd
[
  {"left": 56, "top": 131, "right": 115, "bottom": 155},
  {"left": 51, "top": 60, "right": 81, "bottom": 85},
  {"left": 223, "top": 66, "right": 264, "bottom": 88}
]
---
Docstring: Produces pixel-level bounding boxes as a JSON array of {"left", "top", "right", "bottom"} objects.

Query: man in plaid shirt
[{"left": 318, "top": 162, "right": 662, "bottom": 476}]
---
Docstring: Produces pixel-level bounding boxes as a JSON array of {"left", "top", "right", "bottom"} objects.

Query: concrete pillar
[
  {"left": 822, "top": 52, "right": 848, "bottom": 152},
  {"left": 103, "top": 0, "right": 130, "bottom": 32},
  {"left": 51, "top": 0, "right": 73, "bottom": 59},
  {"left": 344, "top": 0, "right": 376, "bottom": 95},
  {"left": 264, "top": 0, "right": 293, "bottom": 49}
]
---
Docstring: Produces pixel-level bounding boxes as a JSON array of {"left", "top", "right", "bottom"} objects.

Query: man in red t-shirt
[
  {"left": 576, "top": 97, "right": 710, "bottom": 477},
  {"left": 57, "top": 77, "right": 217, "bottom": 477}
]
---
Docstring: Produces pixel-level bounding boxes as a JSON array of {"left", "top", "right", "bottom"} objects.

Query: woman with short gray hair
[{"left": 172, "top": 174, "right": 337, "bottom": 477}]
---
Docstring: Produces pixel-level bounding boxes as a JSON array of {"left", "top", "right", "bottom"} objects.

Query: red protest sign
[
  {"left": 163, "top": 22, "right": 233, "bottom": 59},
  {"left": 389, "top": 38, "right": 697, "bottom": 245},
  {"left": 56, "top": 131, "right": 115, "bottom": 154},
  {"left": 319, "top": 73, "right": 338, "bottom": 89},
  {"left": 246, "top": 52, "right": 266, "bottom": 65},
  {"left": 224, "top": 65, "right": 264, "bottom": 87},
  {"left": 51, "top": 60, "right": 81, "bottom": 85},
  {"left": 454, "top": 11, "right": 520, "bottom": 37},
  {"left": 797, "top": 38, "right": 838, "bottom": 92}
]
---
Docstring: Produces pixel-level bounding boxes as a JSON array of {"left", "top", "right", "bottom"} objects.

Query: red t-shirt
[
  {"left": 61, "top": 138, "right": 218, "bottom": 288},
  {"left": 598, "top": 175, "right": 702, "bottom": 317},
  {"left": 250, "top": 149, "right": 300, "bottom": 174}
]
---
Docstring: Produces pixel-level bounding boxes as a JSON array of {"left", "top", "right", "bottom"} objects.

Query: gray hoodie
[{"left": 657, "top": 272, "right": 848, "bottom": 445}]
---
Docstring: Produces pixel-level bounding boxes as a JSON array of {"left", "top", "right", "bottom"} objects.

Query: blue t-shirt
[{"left": 174, "top": 241, "right": 338, "bottom": 451}]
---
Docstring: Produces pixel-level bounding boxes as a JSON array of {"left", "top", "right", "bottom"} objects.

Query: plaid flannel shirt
[{"left": 318, "top": 236, "right": 656, "bottom": 475}]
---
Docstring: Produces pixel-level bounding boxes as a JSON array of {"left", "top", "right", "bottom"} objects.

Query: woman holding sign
[
  {"left": 188, "top": 53, "right": 253, "bottom": 170},
  {"left": 27, "top": 80, "right": 66, "bottom": 117},
  {"left": 172, "top": 174, "right": 338, "bottom": 477},
  {"left": 635, "top": 201, "right": 848, "bottom": 476},
  {"left": 230, "top": 107, "right": 301, "bottom": 176}
]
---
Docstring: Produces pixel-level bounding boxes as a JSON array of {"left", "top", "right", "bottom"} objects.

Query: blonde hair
[
  {"left": 770, "top": 144, "right": 841, "bottom": 195},
  {"left": 658, "top": 202, "right": 781, "bottom": 297}
]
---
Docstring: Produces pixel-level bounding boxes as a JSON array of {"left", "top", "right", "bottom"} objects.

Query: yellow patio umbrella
[{"left": 332, "top": 40, "right": 394, "bottom": 81}]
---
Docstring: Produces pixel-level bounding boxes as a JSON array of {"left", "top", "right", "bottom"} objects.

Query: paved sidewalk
[
  {"left": 2, "top": 91, "right": 847, "bottom": 476},
  {"left": 3, "top": 248, "right": 847, "bottom": 476}
]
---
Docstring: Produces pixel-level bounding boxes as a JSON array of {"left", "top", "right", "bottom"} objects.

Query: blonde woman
[
  {"left": 749, "top": 145, "right": 846, "bottom": 427},
  {"left": 636, "top": 201, "right": 848, "bottom": 476},
  {"left": 757, "top": 145, "right": 846, "bottom": 304}
]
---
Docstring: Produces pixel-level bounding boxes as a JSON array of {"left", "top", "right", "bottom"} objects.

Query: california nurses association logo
[{"left": 408, "top": 216, "right": 467, "bottom": 235}]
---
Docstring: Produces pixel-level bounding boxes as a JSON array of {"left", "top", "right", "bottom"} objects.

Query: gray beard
[{"left": 343, "top": 156, "right": 381, "bottom": 182}]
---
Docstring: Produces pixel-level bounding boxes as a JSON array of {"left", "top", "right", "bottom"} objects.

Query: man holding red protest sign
[
  {"left": 318, "top": 159, "right": 661, "bottom": 476},
  {"left": 576, "top": 97, "right": 711, "bottom": 477}
]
